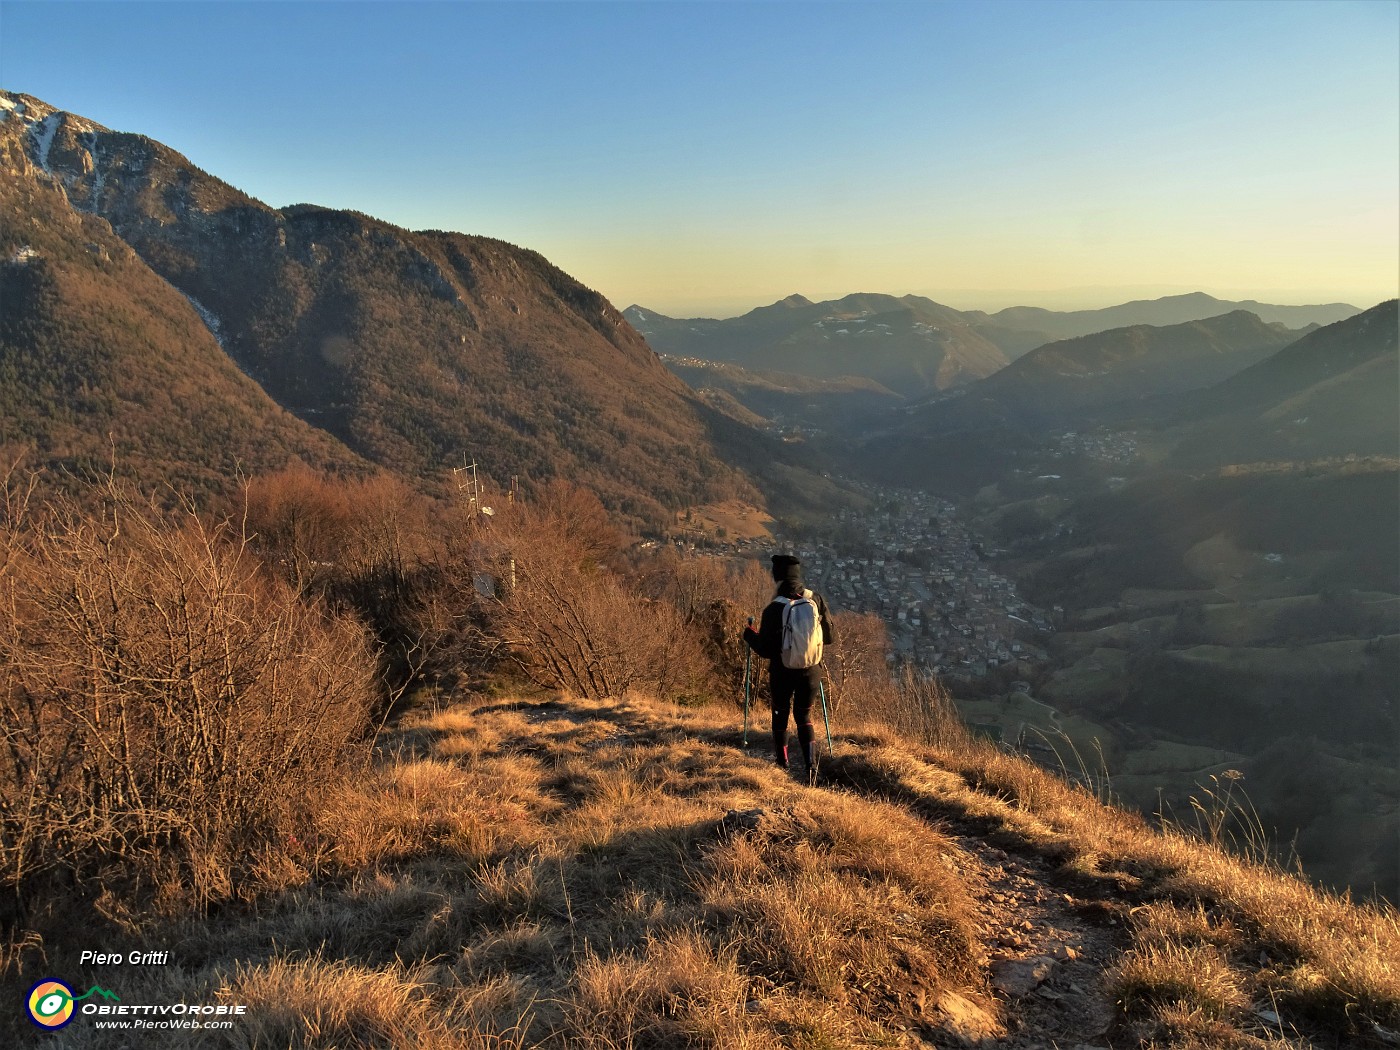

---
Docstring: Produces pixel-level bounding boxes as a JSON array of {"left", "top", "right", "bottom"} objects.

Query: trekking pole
[
  {"left": 818, "top": 676, "right": 834, "bottom": 754},
  {"left": 742, "top": 617, "right": 753, "bottom": 747}
]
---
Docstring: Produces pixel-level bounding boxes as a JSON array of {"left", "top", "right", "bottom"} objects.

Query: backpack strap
[{"left": 773, "top": 591, "right": 812, "bottom": 605}]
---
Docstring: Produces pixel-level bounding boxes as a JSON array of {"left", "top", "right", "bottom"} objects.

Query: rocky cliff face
[{"left": 1, "top": 91, "right": 757, "bottom": 524}]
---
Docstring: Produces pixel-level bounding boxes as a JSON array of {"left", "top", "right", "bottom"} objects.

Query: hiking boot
[{"left": 805, "top": 764, "right": 818, "bottom": 787}]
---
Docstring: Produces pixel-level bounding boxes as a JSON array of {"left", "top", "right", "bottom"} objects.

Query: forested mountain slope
[{"left": 1, "top": 91, "right": 757, "bottom": 525}]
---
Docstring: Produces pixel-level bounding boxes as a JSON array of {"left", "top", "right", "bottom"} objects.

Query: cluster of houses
[
  {"left": 1051, "top": 430, "right": 1139, "bottom": 464},
  {"left": 776, "top": 485, "right": 1057, "bottom": 680}
]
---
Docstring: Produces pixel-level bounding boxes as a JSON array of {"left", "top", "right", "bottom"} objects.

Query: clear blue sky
[{"left": 2, "top": 0, "right": 1396, "bottom": 315}]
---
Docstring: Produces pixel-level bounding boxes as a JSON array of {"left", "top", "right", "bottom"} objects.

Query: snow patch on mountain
[
  {"left": 87, "top": 130, "right": 106, "bottom": 206},
  {"left": 182, "top": 292, "right": 226, "bottom": 350},
  {"left": 31, "top": 113, "right": 61, "bottom": 174}
]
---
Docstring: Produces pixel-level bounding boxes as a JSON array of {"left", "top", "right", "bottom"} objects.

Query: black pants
[{"left": 771, "top": 665, "right": 820, "bottom": 764}]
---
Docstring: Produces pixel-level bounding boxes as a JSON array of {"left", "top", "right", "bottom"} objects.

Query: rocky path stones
[{"left": 924, "top": 833, "right": 1125, "bottom": 1048}]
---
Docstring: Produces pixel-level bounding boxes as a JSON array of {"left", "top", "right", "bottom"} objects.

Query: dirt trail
[
  {"left": 501, "top": 696, "right": 1133, "bottom": 1046},
  {"left": 777, "top": 741, "right": 1131, "bottom": 1048},
  {"left": 931, "top": 829, "right": 1124, "bottom": 1048}
]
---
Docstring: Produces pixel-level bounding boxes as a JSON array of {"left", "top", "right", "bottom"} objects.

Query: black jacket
[{"left": 744, "top": 580, "right": 835, "bottom": 675}]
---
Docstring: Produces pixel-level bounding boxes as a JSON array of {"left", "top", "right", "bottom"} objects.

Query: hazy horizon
[
  {"left": 626, "top": 284, "right": 1381, "bottom": 321},
  {"left": 2, "top": 1, "right": 1395, "bottom": 317}
]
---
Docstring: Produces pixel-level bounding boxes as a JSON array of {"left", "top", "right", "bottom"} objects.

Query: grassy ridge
[
  {"left": 7, "top": 684, "right": 1398, "bottom": 1048},
  {"left": 3, "top": 470, "right": 1397, "bottom": 1048}
]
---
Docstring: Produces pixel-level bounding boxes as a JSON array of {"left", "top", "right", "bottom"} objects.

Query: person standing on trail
[{"left": 743, "top": 554, "right": 835, "bottom": 781}]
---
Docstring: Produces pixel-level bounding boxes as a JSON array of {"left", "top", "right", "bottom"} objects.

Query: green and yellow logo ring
[{"left": 27, "top": 979, "right": 76, "bottom": 1029}]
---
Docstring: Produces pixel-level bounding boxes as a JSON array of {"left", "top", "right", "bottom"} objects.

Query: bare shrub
[
  {"left": 421, "top": 483, "right": 713, "bottom": 703},
  {"left": 240, "top": 466, "right": 450, "bottom": 691},
  {"left": 633, "top": 550, "right": 780, "bottom": 708},
  {"left": 492, "top": 557, "right": 711, "bottom": 702},
  {"left": 846, "top": 667, "right": 974, "bottom": 752},
  {"left": 731, "top": 554, "right": 774, "bottom": 626},
  {"left": 240, "top": 466, "right": 433, "bottom": 598},
  {"left": 825, "top": 611, "right": 889, "bottom": 715},
  {"left": 240, "top": 464, "right": 357, "bottom": 591},
  {"left": 378, "top": 481, "right": 776, "bottom": 705},
  {"left": 525, "top": 478, "right": 627, "bottom": 569},
  {"left": 0, "top": 476, "right": 378, "bottom": 913}
]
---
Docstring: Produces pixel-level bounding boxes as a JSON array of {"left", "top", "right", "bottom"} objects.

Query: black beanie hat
[{"left": 771, "top": 554, "right": 802, "bottom": 582}]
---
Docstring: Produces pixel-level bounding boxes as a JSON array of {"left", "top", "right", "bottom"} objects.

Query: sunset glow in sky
[{"left": 2, "top": 0, "right": 1396, "bottom": 316}]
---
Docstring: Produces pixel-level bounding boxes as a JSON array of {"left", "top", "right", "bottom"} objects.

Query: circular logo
[{"left": 27, "top": 979, "right": 76, "bottom": 1029}]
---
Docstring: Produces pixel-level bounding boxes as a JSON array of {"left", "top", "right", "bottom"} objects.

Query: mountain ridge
[
  {"left": 629, "top": 289, "right": 1357, "bottom": 341},
  {"left": 896, "top": 309, "right": 1304, "bottom": 433},
  {"left": 624, "top": 293, "right": 1036, "bottom": 398},
  {"left": 966, "top": 290, "right": 1359, "bottom": 341},
  {"left": 1, "top": 90, "right": 760, "bottom": 525},
  {"left": 1167, "top": 300, "right": 1400, "bottom": 467},
  {"left": 0, "top": 96, "right": 368, "bottom": 496}
]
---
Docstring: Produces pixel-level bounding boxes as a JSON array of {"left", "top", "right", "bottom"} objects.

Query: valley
[{"left": 668, "top": 302, "right": 1398, "bottom": 901}]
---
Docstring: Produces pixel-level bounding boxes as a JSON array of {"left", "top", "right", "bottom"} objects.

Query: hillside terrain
[
  {"left": 1168, "top": 299, "right": 1400, "bottom": 467},
  {"left": 663, "top": 356, "right": 903, "bottom": 436},
  {"left": 999, "top": 464, "right": 1398, "bottom": 889},
  {"left": 0, "top": 91, "right": 762, "bottom": 526},
  {"left": 899, "top": 311, "right": 1304, "bottom": 432},
  {"left": 628, "top": 292, "right": 1359, "bottom": 408},
  {"left": 3, "top": 462, "right": 1394, "bottom": 1049},
  {"left": 0, "top": 83, "right": 1395, "bottom": 1050},
  {"left": 625, "top": 294, "right": 1033, "bottom": 397}
]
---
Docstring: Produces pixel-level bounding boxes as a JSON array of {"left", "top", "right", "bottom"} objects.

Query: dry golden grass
[
  {"left": 1113, "top": 942, "right": 1251, "bottom": 1020},
  {"left": 563, "top": 930, "right": 769, "bottom": 1049},
  {"left": 833, "top": 672, "right": 1400, "bottom": 1046},
  {"left": 10, "top": 676, "right": 1398, "bottom": 1049},
  {"left": 17, "top": 691, "right": 995, "bottom": 1048}
]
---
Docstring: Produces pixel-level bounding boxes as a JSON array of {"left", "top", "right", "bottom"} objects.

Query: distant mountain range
[
  {"left": 628, "top": 292, "right": 1361, "bottom": 405},
  {"left": 856, "top": 301, "right": 1396, "bottom": 491},
  {"left": 965, "top": 291, "right": 1360, "bottom": 342},
  {"left": 625, "top": 294, "right": 1040, "bottom": 398},
  {"left": 1168, "top": 299, "right": 1399, "bottom": 467},
  {"left": 917, "top": 310, "right": 1305, "bottom": 429},
  {"left": 0, "top": 91, "right": 758, "bottom": 524}
]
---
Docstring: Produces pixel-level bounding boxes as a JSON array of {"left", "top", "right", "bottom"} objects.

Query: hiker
[{"left": 743, "top": 554, "right": 835, "bottom": 781}]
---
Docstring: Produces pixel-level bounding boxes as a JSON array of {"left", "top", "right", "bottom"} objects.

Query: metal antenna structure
[{"left": 453, "top": 458, "right": 481, "bottom": 509}]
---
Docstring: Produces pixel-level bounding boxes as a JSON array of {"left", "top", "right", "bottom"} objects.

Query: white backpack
[{"left": 777, "top": 590, "right": 823, "bottom": 669}]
